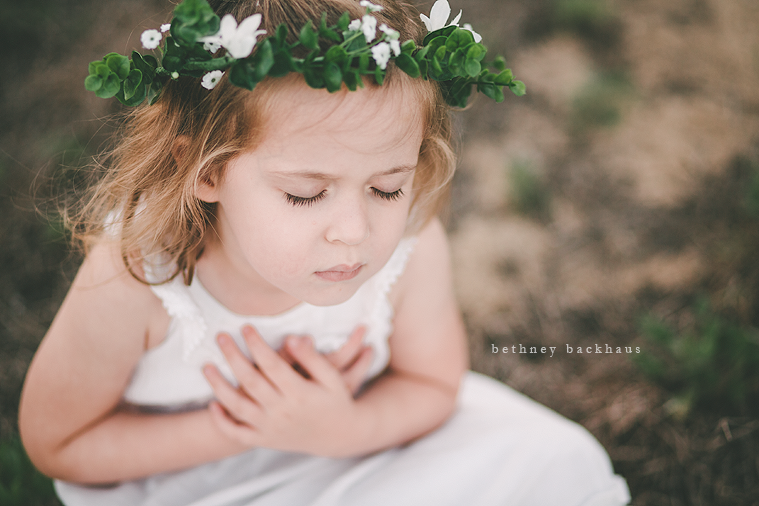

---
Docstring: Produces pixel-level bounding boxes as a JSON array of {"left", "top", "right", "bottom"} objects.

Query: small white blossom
[
  {"left": 389, "top": 39, "right": 401, "bottom": 56},
  {"left": 379, "top": 23, "right": 399, "bottom": 40},
  {"left": 199, "top": 13, "right": 266, "bottom": 59},
  {"left": 371, "top": 42, "right": 391, "bottom": 69},
  {"left": 160, "top": 23, "right": 171, "bottom": 33},
  {"left": 420, "top": 0, "right": 462, "bottom": 32},
  {"left": 348, "top": 19, "right": 361, "bottom": 31},
  {"left": 463, "top": 23, "right": 482, "bottom": 43},
  {"left": 141, "top": 29, "right": 162, "bottom": 50},
  {"left": 360, "top": 15, "right": 377, "bottom": 42},
  {"left": 171, "top": 71, "right": 180, "bottom": 79},
  {"left": 204, "top": 41, "right": 221, "bottom": 53},
  {"left": 201, "top": 70, "right": 224, "bottom": 90},
  {"left": 359, "top": 0, "right": 383, "bottom": 12}
]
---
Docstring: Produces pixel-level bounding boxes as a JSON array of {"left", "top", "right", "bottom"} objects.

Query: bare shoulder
[
  {"left": 387, "top": 218, "right": 469, "bottom": 392},
  {"left": 19, "top": 240, "right": 167, "bottom": 463},
  {"left": 55, "top": 240, "right": 168, "bottom": 350}
]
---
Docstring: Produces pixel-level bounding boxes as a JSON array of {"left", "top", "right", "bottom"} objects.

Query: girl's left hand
[{"left": 202, "top": 325, "right": 362, "bottom": 458}]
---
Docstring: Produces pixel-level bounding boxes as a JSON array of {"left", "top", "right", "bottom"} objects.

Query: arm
[
  {"left": 18, "top": 242, "right": 243, "bottom": 484},
  {"left": 203, "top": 218, "right": 469, "bottom": 458},
  {"left": 345, "top": 217, "right": 469, "bottom": 453}
]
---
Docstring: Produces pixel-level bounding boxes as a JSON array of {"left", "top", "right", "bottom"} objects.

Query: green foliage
[
  {"left": 509, "top": 160, "right": 552, "bottom": 220},
  {"left": 83, "top": 0, "right": 523, "bottom": 108},
  {"left": 571, "top": 72, "right": 632, "bottom": 131},
  {"left": 0, "top": 435, "right": 58, "bottom": 506},
  {"left": 634, "top": 298, "right": 759, "bottom": 417},
  {"left": 171, "top": 0, "right": 220, "bottom": 46},
  {"left": 554, "top": 0, "right": 613, "bottom": 33},
  {"left": 744, "top": 158, "right": 759, "bottom": 217}
]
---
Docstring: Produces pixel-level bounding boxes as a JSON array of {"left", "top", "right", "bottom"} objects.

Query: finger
[
  {"left": 241, "top": 325, "right": 302, "bottom": 392},
  {"left": 285, "top": 335, "right": 344, "bottom": 389},
  {"left": 324, "top": 326, "right": 367, "bottom": 371},
  {"left": 343, "top": 346, "right": 374, "bottom": 395},
  {"left": 208, "top": 401, "right": 260, "bottom": 447},
  {"left": 278, "top": 336, "right": 312, "bottom": 379},
  {"left": 203, "top": 364, "right": 264, "bottom": 424},
  {"left": 216, "top": 333, "right": 279, "bottom": 404}
]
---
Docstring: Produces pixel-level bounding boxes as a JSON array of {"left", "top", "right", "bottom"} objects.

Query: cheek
[{"left": 235, "top": 197, "right": 319, "bottom": 277}]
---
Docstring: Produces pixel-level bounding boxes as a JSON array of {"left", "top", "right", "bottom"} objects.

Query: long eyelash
[
  {"left": 284, "top": 190, "right": 327, "bottom": 207},
  {"left": 372, "top": 188, "right": 404, "bottom": 201}
]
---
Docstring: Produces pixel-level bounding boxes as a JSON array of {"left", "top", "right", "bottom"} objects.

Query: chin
[{"left": 300, "top": 280, "right": 364, "bottom": 307}]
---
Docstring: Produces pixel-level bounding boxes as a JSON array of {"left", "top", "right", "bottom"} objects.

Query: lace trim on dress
[
  {"left": 144, "top": 238, "right": 417, "bottom": 364},
  {"left": 367, "top": 237, "right": 417, "bottom": 350},
  {"left": 377, "top": 237, "right": 418, "bottom": 297},
  {"left": 143, "top": 254, "right": 209, "bottom": 362}
]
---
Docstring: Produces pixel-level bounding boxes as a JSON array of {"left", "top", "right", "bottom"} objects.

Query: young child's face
[{"left": 201, "top": 79, "right": 424, "bottom": 306}]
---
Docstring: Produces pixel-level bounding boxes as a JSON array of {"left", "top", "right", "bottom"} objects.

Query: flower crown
[{"left": 84, "top": 0, "right": 525, "bottom": 108}]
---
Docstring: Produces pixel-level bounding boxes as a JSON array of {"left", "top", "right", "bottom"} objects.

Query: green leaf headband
[{"left": 84, "top": 0, "right": 525, "bottom": 108}]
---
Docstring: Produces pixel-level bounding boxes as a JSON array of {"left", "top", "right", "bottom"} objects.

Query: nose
[{"left": 325, "top": 193, "right": 370, "bottom": 246}]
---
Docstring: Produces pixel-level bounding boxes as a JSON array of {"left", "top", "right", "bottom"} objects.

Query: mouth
[{"left": 314, "top": 263, "right": 364, "bottom": 282}]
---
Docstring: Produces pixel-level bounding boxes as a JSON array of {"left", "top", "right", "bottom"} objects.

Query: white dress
[{"left": 54, "top": 238, "right": 631, "bottom": 506}]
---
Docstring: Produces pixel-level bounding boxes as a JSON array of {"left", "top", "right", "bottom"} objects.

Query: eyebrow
[{"left": 270, "top": 164, "right": 416, "bottom": 180}]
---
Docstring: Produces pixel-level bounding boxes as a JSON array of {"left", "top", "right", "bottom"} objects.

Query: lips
[{"left": 315, "top": 263, "right": 363, "bottom": 282}]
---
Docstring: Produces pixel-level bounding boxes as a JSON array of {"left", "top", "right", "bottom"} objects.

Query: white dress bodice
[
  {"left": 56, "top": 236, "right": 631, "bottom": 506},
  {"left": 122, "top": 237, "right": 417, "bottom": 409}
]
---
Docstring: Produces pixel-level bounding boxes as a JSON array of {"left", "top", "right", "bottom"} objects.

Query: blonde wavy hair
[{"left": 69, "top": 0, "right": 456, "bottom": 284}]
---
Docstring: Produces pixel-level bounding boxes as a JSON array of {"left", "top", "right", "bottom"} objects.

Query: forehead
[{"left": 250, "top": 77, "right": 425, "bottom": 163}]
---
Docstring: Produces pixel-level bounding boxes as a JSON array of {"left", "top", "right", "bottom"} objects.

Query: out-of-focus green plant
[
  {"left": 554, "top": 0, "right": 613, "bottom": 34},
  {"left": 634, "top": 298, "right": 759, "bottom": 418},
  {"left": 744, "top": 157, "right": 759, "bottom": 217},
  {"left": 571, "top": 72, "right": 633, "bottom": 132},
  {"left": 0, "top": 434, "right": 58, "bottom": 506},
  {"left": 509, "top": 159, "right": 551, "bottom": 221}
]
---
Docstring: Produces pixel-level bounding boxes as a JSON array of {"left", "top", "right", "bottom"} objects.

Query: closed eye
[
  {"left": 284, "top": 189, "right": 327, "bottom": 207},
  {"left": 372, "top": 188, "right": 404, "bottom": 201}
]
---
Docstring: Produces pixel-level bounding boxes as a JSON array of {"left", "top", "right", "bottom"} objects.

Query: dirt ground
[{"left": 2, "top": 0, "right": 759, "bottom": 504}]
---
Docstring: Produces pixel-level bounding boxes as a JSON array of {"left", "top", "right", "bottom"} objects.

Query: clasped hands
[{"left": 202, "top": 325, "right": 374, "bottom": 458}]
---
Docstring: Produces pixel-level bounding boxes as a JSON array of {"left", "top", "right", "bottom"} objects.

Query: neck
[{"left": 195, "top": 233, "right": 301, "bottom": 317}]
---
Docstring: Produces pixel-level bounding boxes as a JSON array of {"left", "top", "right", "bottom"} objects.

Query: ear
[
  {"left": 172, "top": 136, "right": 220, "bottom": 203},
  {"left": 194, "top": 169, "right": 221, "bottom": 203}
]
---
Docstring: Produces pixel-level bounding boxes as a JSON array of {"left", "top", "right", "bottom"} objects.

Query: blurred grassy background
[{"left": 1, "top": 0, "right": 759, "bottom": 504}]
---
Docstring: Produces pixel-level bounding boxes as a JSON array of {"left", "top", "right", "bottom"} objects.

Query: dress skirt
[{"left": 55, "top": 371, "right": 631, "bottom": 506}]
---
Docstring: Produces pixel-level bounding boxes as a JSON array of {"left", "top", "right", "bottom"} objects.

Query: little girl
[{"left": 19, "top": 0, "right": 631, "bottom": 504}]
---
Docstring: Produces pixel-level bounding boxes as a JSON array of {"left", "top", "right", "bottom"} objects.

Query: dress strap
[
  {"left": 143, "top": 255, "right": 208, "bottom": 361},
  {"left": 366, "top": 237, "right": 417, "bottom": 347},
  {"left": 376, "top": 236, "right": 418, "bottom": 297}
]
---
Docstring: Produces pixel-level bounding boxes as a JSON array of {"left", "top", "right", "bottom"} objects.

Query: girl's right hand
[{"left": 277, "top": 326, "right": 373, "bottom": 396}]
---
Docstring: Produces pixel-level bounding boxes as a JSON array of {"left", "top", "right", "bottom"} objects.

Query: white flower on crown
[
  {"left": 198, "top": 13, "right": 266, "bottom": 59},
  {"left": 359, "top": 0, "right": 383, "bottom": 12},
  {"left": 379, "top": 23, "right": 399, "bottom": 40},
  {"left": 371, "top": 42, "right": 392, "bottom": 69},
  {"left": 379, "top": 24, "right": 401, "bottom": 55},
  {"left": 462, "top": 23, "right": 482, "bottom": 43},
  {"left": 204, "top": 41, "right": 221, "bottom": 53},
  {"left": 360, "top": 15, "right": 378, "bottom": 42},
  {"left": 201, "top": 70, "right": 224, "bottom": 90},
  {"left": 349, "top": 15, "right": 378, "bottom": 42},
  {"left": 160, "top": 23, "right": 171, "bottom": 33},
  {"left": 141, "top": 29, "right": 162, "bottom": 50},
  {"left": 420, "top": 0, "right": 462, "bottom": 32}
]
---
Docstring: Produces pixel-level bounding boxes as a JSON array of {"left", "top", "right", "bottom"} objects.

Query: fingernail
[
  {"left": 203, "top": 364, "right": 214, "bottom": 376},
  {"left": 217, "top": 334, "right": 230, "bottom": 346}
]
